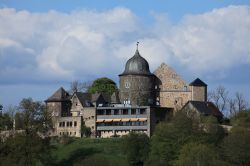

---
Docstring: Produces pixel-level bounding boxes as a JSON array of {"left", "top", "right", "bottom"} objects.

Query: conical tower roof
[{"left": 45, "top": 87, "right": 70, "bottom": 102}]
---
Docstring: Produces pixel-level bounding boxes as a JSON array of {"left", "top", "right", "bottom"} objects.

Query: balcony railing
[{"left": 97, "top": 125, "right": 148, "bottom": 131}]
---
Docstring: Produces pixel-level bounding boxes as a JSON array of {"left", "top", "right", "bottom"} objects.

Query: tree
[
  {"left": 81, "top": 119, "right": 91, "bottom": 137},
  {"left": 222, "top": 127, "right": 250, "bottom": 166},
  {"left": 0, "top": 131, "right": 52, "bottom": 166},
  {"left": 0, "top": 112, "right": 12, "bottom": 130},
  {"left": 200, "top": 116, "right": 225, "bottom": 145},
  {"left": 0, "top": 98, "right": 54, "bottom": 166},
  {"left": 18, "top": 98, "right": 50, "bottom": 132},
  {"left": 209, "top": 86, "right": 229, "bottom": 115},
  {"left": 231, "top": 109, "right": 250, "bottom": 128},
  {"left": 235, "top": 92, "right": 248, "bottom": 112},
  {"left": 88, "top": 77, "right": 118, "bottom": 95},
  {"left": 69, "top": 80, "right": 92, "bottom": 94},
  {"left": 175, "top": 143, "right": 218, "bottom": 166},
  {"left": 123, "top": 132, "right": 150, "bottom": 166},
  {"left": 149, "top": 111, "right": 195, "bottom": 165}
]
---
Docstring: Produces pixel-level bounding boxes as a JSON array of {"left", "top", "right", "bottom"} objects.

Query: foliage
[
  {"left": 81, "top": 119, "right": 92, "bottom": 137},
  {"left": 123, "top": 132, "right": 150, "bottom": 165},
  {"left": 149, "top": 111, "right": 196, "bottom": 165},
  {"left": 88, "top": 77, "right": 118, "bottom": 95},
  {"left": 231, "top": 109, "right": 250, "bottom": 128},
  {"left": 52, "top": 138, "right": 128, "bottom": 166},
  {"left": 221, "top": 127, "right": 250, "bottom": 166},
  {"left": 200, "top": 116, "right": 225, "bottom": 145},
  {"left": 15, "top": 98, "right": 52, "bottom": 133},
  {"left": 0, "top": 112, "right": 12, "bottom": 130},
  {"left": 73, "top": 154, "right": 110, "bottom": 166},
  {"left": 0, "top": 131, "right": 52, "bottom": 166},
  {"left": 175, "top": 143, "right": 218, "bottom": 166}
]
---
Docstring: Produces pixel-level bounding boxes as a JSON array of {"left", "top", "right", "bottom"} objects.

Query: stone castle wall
[
  {"left": 154, "top": 63, "right": 192, "bottom": 109},
  {"left": 54, "top": 116, "right": 82, "bottom": 137},
  {"left": 191, "top": 86, "right": 207, "bottom": 102},
  {"left": 119, "top": 75, "right": 155, "bottom": 106},
  {"left": 46, "top": 102, "right": 62, "bottom": 117},
  {"left": 81, "top": 107, "right": 96, "bottom": 136}
]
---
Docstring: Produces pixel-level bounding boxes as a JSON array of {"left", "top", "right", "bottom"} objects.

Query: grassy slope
[{"left": 52, "top": 138, "right": 129, "bottom": 166}]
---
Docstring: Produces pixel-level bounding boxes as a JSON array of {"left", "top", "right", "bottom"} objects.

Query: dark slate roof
[
  {"left": 185, "top": 101, "right": 223, "bottom": 117},
  {"left": 119, "top": 49, "right": 153, "bottom": 76},
  {"left": 75, "top": 92, "right": 93, "bottom": 107},
  {"left": 91, "top": 93, "right": 102, "bottom": 102},
  {"left": 45, "top": 87, "right": 70, "bottom": 102},
  {"left": 189, "top": 78, "right": 207, "bottom": 86}
]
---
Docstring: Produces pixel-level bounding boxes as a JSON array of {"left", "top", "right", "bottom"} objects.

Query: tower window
[{"left": 125, "top": 81, "right": 130, "bottom": 88}]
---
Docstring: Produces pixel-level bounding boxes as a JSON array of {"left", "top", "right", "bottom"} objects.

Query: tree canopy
[{"left": 88, "top": 77, "right": 118, "bottom": 95}]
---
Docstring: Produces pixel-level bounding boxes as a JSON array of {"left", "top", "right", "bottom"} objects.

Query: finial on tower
[{"left": 136, "top": 41, "right": 139, "bottom": 51}]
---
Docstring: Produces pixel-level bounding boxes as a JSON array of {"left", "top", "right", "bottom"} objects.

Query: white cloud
[{"left": 0, "top": 5, "right": 250, "bottom": 84}]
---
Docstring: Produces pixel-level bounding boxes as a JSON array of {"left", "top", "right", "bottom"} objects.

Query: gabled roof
[
  {"left": 91, "top": 93, "right": 103, "bottom": 102},
  {"left": 183, "top": 101, "right": 223, "bottom": 118},
  {"left": 45, "top": 87, "right": 70, "bottom": 102},
  {"left": 74, "top": 92, "right": 93, "bottom": 107},
  {"left": 189, "top": 78, "right": 207, "bottom": 86}
]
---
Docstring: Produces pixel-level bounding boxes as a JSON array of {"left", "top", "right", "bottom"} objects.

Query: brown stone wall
[
  {"left": 159, "top": 91, "right": 191, "bottom": 110},
  {"left": 191, "top": 86, "right": 207, "bottom": 102},
  {"left": 154, "top": 63, "right": 191, "bottom": 91},
  {"left": 119, "top": 75, "right": 155, "bottom": 106},
  {"left": 46, "top": 102, "right": 62, "bottom": 117},
  {"left": 154, "top": 63, "right": 192, "bottom": 109},
  {"left": 81, "top": 107, "right": 96, "bottom": 136}
]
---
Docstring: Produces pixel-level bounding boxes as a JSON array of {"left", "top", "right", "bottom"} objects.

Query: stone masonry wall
[
  {"left": 81, "top": 107, "right": 96, "bottom": 136},
  {"left": 154, "top": 63, "right": 192, "bottom": 109},
  {"left": 191, "top": 86, "right": 207, "bottom": 102},
  {"left": 54, "top": 116, "right": 82, "bottom": 137}
]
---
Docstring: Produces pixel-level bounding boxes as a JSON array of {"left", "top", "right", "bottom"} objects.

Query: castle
[{"left": 45, "top": 44, "right": 222, "bottom": 138}]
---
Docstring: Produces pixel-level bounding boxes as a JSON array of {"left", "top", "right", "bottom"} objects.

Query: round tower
[{"left": 119, "top": 42, "right": 156, "bottom": 106}]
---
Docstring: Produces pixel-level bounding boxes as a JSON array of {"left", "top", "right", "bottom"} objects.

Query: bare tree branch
[{"left": 235, "top": 92, "right": 248, "bottom": 112}]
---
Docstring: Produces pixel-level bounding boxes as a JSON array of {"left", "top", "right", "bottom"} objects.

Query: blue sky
[{"left": 0, "top": 0, "right": 250, "bottom": 108}]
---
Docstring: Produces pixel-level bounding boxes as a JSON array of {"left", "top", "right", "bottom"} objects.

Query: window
[
  {"left": 114, "top": 110, "right": 119, "bottom": 115},
  {"left": 106, "top": 109, "right": 111, "bottom": 115},
  {"left": 140, "top": 109, "right": 146, "bottom": 114},
  {"left": 131, "top": 109, "right": 136, "bottom": 115},
  {"left": 67, "top": 122, "right": 70, "bottom": 127},
  {"left": 123, "top": 109, "right": 128, "bottom": 115},
  {"left": 62, "top": 122, "right": 65, "bottom": 127},
  {"left": 97, "top": 110, "right": 104, "bottom": 115},
  {"left": 125, "top": 81, "right": 130, "bottom": 89},
  {"left": 74, "top": 121, "right": 77, "bottom": 127},
  {"left": 70, "top": 121, "right": 72, "bottom": 127}
]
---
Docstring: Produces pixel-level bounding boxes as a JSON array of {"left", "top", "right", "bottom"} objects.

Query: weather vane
[{"left": 136, "top": 41, "right": 139, "bottom": 50}]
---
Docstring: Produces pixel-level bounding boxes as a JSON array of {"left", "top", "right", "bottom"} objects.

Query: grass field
[{"left": 51, "top": 138, "right": 129, "bottom": 166}]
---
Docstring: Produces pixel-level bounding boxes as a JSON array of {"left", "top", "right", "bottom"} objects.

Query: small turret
[{"left": 189, "top": 78, "right": 207, "bottom": 102}]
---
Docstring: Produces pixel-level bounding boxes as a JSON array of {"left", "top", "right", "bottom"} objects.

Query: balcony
[
  {"left": 97, "top": 114, "right": 148, "bottom": 120},
  {"left": 97, "top": 125, "right": 148, "bottom": 131}
]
